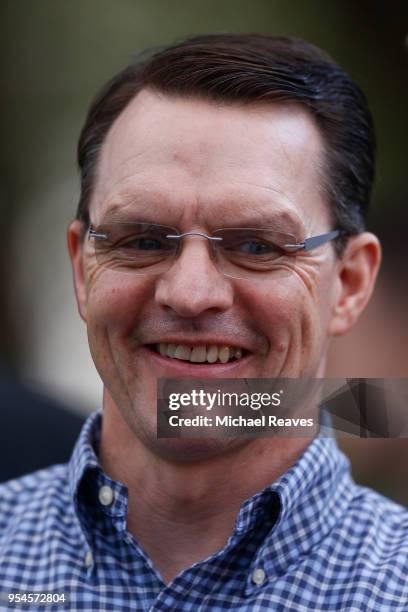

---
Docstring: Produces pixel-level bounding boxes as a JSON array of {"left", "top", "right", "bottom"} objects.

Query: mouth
[{"left": 147, "top": 343, "right": 247, "bottom": 365}]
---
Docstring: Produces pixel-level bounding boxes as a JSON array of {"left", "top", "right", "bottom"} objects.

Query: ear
[
  {"left": 329, "top": 232, "right": 381, "bottom": 337},
  {"left": 67, "top": 220, "right": 88, "bottom": 322}
]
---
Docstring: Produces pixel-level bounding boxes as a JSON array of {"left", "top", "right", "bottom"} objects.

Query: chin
[{"left": 145, "top": 436, "right": 247, "bottom": 465}]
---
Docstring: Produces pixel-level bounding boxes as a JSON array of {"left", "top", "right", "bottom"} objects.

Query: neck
[{"left": 99, "top": 401, "right": 310, "bottom": 583}]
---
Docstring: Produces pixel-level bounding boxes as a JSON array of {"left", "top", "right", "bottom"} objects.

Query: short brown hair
[{"left": 76, "top": 33, "right": 376, "bottom": 251}]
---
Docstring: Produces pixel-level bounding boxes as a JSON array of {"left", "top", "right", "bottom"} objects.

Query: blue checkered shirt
[{"left": 1, "top": 411, "right": 407, "bottom": 611}]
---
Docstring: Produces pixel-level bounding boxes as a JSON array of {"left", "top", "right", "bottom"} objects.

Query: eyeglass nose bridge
[
  {"left": 165, "top": 231, "right": 224, "bottom": 271},
  {"left": 165, "top": 231, "right": 223, "bottom": 242}
]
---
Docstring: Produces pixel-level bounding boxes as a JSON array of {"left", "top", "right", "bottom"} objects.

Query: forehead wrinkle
[
  {"left": 93, "top": 177, "right": 309, "bottom": 234},
  {"left": 94, "top": 186, "right": 197, "bottom": 227}
]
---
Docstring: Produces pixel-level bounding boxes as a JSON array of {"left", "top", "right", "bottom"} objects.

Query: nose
[{"left": 154, "top": 236, "right": 234, "bottom": 317}]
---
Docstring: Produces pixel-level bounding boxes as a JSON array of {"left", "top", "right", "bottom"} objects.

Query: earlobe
[
  {"left": 328, "top": 232, "right": 381, "bottom": 337},
  {"left": 67, "top": 220, "right": 88, "bottom": 322}
]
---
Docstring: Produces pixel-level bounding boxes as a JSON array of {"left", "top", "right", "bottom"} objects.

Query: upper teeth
[{"left": 156, "top": 343, "right": 243, "bottom": 364}]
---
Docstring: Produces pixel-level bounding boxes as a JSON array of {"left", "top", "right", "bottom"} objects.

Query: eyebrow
[
  {"left": 207, "top": 201, "right": 306, "bottom": 238},
  {"left": 98, "top": 207, "right": 169, "bottom": 228},
  {"left": 220, "top": 209, "right": 304, "bottom": 233}
]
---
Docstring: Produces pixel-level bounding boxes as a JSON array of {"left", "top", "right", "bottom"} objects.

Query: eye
[
  {"left": 221, "top": 233, "right": 282, "bottom": 257},
  {"left": 235, "top": 239, "right": 279, "bottom": 255},
  {"left": 123, "top": 236, "right": 166, "bottom": 250},
  {"left": 117, "top": 230, "right": 175, "bottom": 252}
]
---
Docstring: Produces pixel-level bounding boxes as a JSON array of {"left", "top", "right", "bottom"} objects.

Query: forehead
[{"left": 91, "top": 89, "right": 330, "bottom": 232}]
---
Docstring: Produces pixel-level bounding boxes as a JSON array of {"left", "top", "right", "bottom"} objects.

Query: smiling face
[{"left": 69, "top": 89, "right": 343, "bottom": 460}]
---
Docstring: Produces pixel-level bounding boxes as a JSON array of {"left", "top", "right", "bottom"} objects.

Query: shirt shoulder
[
  {"left": 349, "top": 483, "right": 408, "bottom": 529},
  {"left": 346, "top": 484, "right": 408, "bottom": 553},
  {"left": 316, "top": 481, "right": 408, "bottom": 603},
  {"left": 0, "top": 464, "right": 69, "bottom": 538}
]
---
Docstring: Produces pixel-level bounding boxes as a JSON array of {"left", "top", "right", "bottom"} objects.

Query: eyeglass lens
[{"left": 90, "top": 222, "right": 300, "bottom": 279}]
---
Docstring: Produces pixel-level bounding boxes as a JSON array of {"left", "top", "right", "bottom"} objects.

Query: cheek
[
  {"left": 84, "top": 277, "right": 154, "bottom": 392},
  {"left": 86, "top": 274, "right": 152, "bottom": 335},
  {"left": 243, "top": 276, "right": 313, "bottom": 327},
  {"left": 239, "top": 268, "right": 331, "bottom": 353}
]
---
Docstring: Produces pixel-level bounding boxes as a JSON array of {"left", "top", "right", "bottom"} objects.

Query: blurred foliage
[{"left": 339, "top": 438, "right": 408, "bottom": 507}]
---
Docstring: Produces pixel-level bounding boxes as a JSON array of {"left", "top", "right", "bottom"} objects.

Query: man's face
[{"left": 70, "top": 90, "right": 341, "bottom": 458}]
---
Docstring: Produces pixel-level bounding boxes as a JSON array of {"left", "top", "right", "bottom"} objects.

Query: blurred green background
[{"left": 0, "top": 1, "right": 407, "bottom": 502}]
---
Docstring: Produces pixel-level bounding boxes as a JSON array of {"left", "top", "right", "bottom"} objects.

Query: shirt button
[
  {"left": 98, "top": 485, "right": 114, "bottom": 506},
  {"left": 84, "top": 550, "right": 93, "bottom": 568},
  {"left": 251, "top": 568, "right": 266, "bottom": 586}
]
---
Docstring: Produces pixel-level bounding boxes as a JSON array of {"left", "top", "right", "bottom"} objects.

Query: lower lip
[{"left": 141, "top": 345, "right": 253, "bottom": 377}]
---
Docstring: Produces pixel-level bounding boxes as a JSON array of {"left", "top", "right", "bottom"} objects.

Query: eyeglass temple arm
[
  {"left": 285, "top": 230, "right": 342, "bottom": 252},
  {"left": 303, "top": 230, "right": 342, "bottom": 251},
  {"left": 88, "top": 227, "right": 108, "bottom": 240}
]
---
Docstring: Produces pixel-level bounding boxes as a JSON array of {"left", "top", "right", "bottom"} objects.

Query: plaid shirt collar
[{"left": 67, "top": 410, "right": 353, "bottom": 589}]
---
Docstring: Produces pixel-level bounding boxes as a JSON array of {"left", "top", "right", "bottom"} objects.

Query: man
[{"left": 0, "top": 33, "right": 407, "bottom": 611}]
